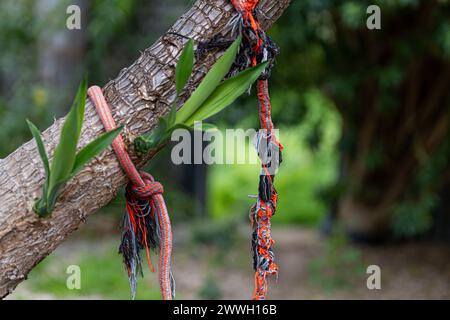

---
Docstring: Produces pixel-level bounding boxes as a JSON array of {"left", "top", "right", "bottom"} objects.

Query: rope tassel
[{"left": 88, "top": 86, "right": 175, "bottom": 300}]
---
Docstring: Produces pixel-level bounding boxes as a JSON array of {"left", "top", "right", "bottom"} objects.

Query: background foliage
[{"left": 2, "top": 0, "right": 450, "bottom": 299}]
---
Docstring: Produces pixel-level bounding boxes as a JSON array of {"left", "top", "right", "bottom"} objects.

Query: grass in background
[
  {"left": 208, "top": 89, "right": 341, "bottom": 226},
  {"left": 22, "top": 243, "right": 161, "bottom": 300},
  {"left": 309, "top": 225, "right": 365, "bottom": 292}
]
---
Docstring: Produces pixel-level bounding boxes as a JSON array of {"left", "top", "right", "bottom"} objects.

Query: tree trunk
[{"left": 0, "top": 0, "right": 291, "bottom": 298}]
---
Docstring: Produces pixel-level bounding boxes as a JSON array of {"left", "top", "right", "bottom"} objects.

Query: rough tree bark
[{"left": 0, "top": 0, "right": 291, "bottom": 298}]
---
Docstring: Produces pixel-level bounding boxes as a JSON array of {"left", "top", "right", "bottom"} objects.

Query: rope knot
[
  {"left": 129, "top": 172, "right": 164, "bottom": 200},
  {"left": 232, "top": 0, "right": 259, "bottom": 15}
]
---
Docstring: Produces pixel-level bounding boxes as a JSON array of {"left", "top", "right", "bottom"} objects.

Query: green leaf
[
  {"left": 185, "top": 62, "right": 268, "bottom": 126},
  {"left": 26, "top": 119, "right": 50, "bottom": 189},
  {"left": 172, "top": 123, "right": 192, "bottom": 131},
  {"left": 158, "top": 116, "right": 169, "bottom": 133},
  {"left": 48, "top": 77, "right": 87, "bottom": 195},
  {"left": 175, "top": 39, "right": 194, "bottom": 96},
  {"left": 134, "top": 127, "right": 166, "bottom": 155},
  {"left": 175, "top": 35, "right": 242, "bottom": 124},
  {"left": 33, "top": 195, "right": 50, "bottom": 218},
  {"left": 167, "top": 104, "right": 177, "bottom": 128},
  {"left": 46, "top": 181, "right": 64, "bottom": 213},
  {"left": 71, "top": 126, "right": 123, "bottom": 176},
  {"left": 192, "top": 122, "right": 219, "bottom": 132},
  {"left": 135, "top": 113, "right": 174, "bottom": 154},
  {"left": 75, "top": 75, "right": 88, "bottom": 137}
]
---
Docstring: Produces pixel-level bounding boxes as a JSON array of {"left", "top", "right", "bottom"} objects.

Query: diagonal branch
[{"left": 0, "top": 0, "right": 291, "bottom": 298}]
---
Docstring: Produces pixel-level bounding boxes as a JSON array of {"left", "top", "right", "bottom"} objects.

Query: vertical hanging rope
[
  {"left": 88, "top": 86, "right": 175, "bottom": 300},
  {"left": 230, "top": 0, "right": 283, "bottom": 300}
]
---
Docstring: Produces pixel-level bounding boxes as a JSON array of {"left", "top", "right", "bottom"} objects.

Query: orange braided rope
[{"left": 88, "top": 86, "right": 174, "bottom": 300}]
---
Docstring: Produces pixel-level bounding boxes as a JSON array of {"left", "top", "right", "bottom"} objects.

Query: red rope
[
  {"left": 88, "top": 86, "right": 174, "bottom": 300},
  {"left": 231, "top": 0, "right": 282, "bottom": 300}
]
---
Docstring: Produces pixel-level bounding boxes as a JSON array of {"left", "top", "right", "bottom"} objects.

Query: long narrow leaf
[
  {"left": 71, "top": 126, "right": 123, "bottom": 176},
  {"left": 175, "top": 35, "right": 242, "bottom": 124},
  {"left": 185, "top": 62, "right": 268, "bottom": 126},
  {"left": 27, "top": 119, "right": 50, "bottom": 190},
  {"left": 46, "top": 182, "right": 64, "bottom": 213},
  {"left": 48, "top": 77, "right": 87, "bottom": 193},
  {"left": 175, "top": 39, "right": 194, "bottom": 95},
  {"left": 192, "top": 122, "right": 219, "bottom": 132},
  {"left": 167, "top": 104, "right": 177, "bottom": 128},
  {"left": 75, "top": 76, "right": 88, "bottom": 137}
]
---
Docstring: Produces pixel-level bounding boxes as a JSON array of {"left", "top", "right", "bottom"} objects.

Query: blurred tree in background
[
  {"left": 267, "top": 0, "right": 450, "bottom": 241},
  {"left": 1, "top": 0, "right": 450, "bottom": 244}
]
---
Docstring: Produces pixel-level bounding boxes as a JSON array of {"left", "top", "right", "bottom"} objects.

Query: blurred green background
[{"left": 2, "top": 0, "right": 450, "bottom": 299}]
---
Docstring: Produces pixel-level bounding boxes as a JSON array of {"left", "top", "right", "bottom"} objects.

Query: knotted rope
[
  {"left": 88, "top": 86, "right": 175, "bottom": 300},
  {"left": 230, "top": 0, "right": 283, "bottom": 300}
]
